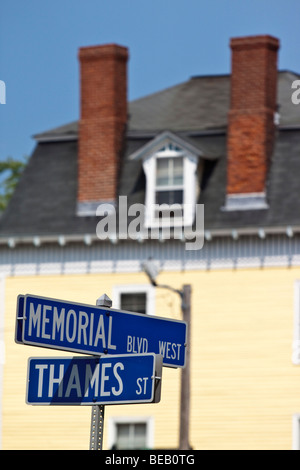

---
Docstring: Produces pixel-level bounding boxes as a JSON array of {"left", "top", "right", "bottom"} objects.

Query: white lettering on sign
[
  {"left": 100, "top": 362, "right": 112, "bottom": 397},
  {"left": 78, "top": 310, "right": 89, "bottom": 345},
  {"left": 27, "top": 302, "right": 117, "bottom": 350},
  {"left": 29, "top": 303, "right": 41, "bottom": 336},
  {"left": 52, "top": 306, "right": 65, "bottom": 341},
  {"left": 49, "top": 363, "right": 64, "bottom": 397},
  {"left": 66, "top": 309, "right": 77, "bottom": 342},
  {"left": 65, "top": 364, "right": 81, "bottom": 397},
  {"left": 34, "top": 361, "right": 125, "bottom": 399},
  {"left": 35, "top": 364, "right": 47, "bottom": 397},
  {"left": 136, "top": 377, "right": 149, "bottom": 395},
  {"left": 84, "top": 363, "right": 100, "bottom": 397},
  {"left": 126, "top": 335, "right": 148, "bottom": 353},
  {"left": 41, "top": 305, "right": 51, "bottom": 339},
  {"left": 112, "top": 363, "right": 124, "bottom": 396},
  {"left": 158, "top": 341, "right": 181, "bottom": 360}
]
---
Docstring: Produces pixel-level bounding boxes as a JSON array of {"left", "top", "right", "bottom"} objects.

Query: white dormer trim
[
  {"left": 129, "top": 131, "right": 201, "bottom": 228},
  {"left": 129, "top": 131, "right": 203, "bottom": 162}
]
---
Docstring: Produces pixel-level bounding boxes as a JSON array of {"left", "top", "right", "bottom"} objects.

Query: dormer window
[
  {"left": 155, "top": 155, "right": 184, "bottom": 206},
  {"left": 155, "top": 144, "right": 184, "bottom": 209},
  {"left": 129, "top": 131, "right": 201, "bottom": 229}
]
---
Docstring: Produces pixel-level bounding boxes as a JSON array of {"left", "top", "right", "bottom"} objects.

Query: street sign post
[
  {"left": 17, "top": 294, "right": 187, "bottom": 367},
  {"left": 16, "top": 290, "right": 187, "bottom": 450},
  {"left": 26, "top": 354, "right": 162, "bottom": 405}
]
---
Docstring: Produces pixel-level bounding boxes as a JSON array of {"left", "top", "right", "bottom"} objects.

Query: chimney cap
[
  {"left": 78, "top": 43, "right": 129, "bottom": 61},
  {"left": 230, "top": 34, "right": 280, "bottom": 51}
]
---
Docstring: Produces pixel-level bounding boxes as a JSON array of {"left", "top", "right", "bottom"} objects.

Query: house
[{"left": 1, "top": 34, "right": 300, "bottom": 450}]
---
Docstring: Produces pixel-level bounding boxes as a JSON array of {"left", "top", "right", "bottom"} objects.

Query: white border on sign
[{"left": 25, "top": 354, "right": 158, "bottom": 406}]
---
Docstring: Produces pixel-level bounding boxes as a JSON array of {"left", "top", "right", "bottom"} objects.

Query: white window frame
[
  {"left": 155, "top": 150, "right": 184, "bottom": 206},
  {"left": 112, "top": 284, "right": 155, "bottom": 316},
  {"left": 108, "top": 416, "right": 154, "bottom": 450},
  {"left": 143, "top": 143, "right": 198, "bottom": 229}
]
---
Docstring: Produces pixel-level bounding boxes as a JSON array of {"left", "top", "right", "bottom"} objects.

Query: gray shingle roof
[
  {"left": 1, "top": 71, "right": 300, "bottom": 239},
  {"left": 33, "top": 70, "right": 300, "bottom": 141}
]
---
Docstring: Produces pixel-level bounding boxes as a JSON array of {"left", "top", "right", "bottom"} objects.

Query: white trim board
[{"left": 0, "top": 235, "right": 300, "bottom": 276}]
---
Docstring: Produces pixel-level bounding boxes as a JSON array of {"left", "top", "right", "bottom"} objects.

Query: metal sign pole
[
  {"left": 179, "top": 284, "right": 191, "bottom": 450},
  {"left": 89, "top": 294, "right": 112, "bottom": 451},
  {"left": 90, "top": 403, "right": 105, "bottom": 450}
]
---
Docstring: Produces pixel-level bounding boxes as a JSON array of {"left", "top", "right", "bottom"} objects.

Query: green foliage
[{"left": 0, "top": 156, "right": 27, "bottom": 212}]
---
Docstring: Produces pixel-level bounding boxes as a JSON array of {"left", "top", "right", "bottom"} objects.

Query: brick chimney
[
  {"left": 225, "top": 35, "right": 279, "bottom": 210},
  {"left": 77, "top": 44, "right": 129, "bottom": 215}
]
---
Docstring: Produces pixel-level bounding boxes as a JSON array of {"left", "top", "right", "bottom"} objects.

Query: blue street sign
[
  {"left": 18, "top": 294, "right": 187, "bottom": 367},
  {"left": 26, "top": 354, "right": 162, "bottom": 405}
]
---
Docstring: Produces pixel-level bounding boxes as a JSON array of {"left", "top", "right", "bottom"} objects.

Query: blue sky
[{"left": 0, "top": 0, "right": 300, "bottom": 162}]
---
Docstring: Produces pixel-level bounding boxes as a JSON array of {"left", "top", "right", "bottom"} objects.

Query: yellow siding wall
[{"left": 2, "top": 267, "right": 300, "bottom": 450}]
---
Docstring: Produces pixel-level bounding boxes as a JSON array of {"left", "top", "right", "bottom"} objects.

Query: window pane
[
  {"left": 173, "top": 157, "right": 183, "bottom": 185},
  {"left": 156, "top": 189, "right": 183, "bottom": 205},
  {"left": 120, "top": 292, "right": 147, "bottom": 314},
  {"left": 133, "top": 423, "right": 147, "bottom": 449},
  {"left": 156, "top": 158, "right": 169, "bottom": 186},
  {"left": 116, "top": 423, "right": 130, "bottom": 450},
  {"left": 115, "top": 422, "right": 147, "bottom": 450},
  {"left": 156, "top": 157, "right": 183, "bottom": 187}
]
